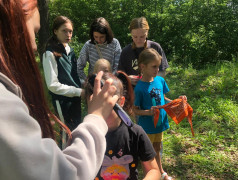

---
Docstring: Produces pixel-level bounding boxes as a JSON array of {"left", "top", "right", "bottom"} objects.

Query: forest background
[{"left": 37, "top": 0, "right": 238, "bottom": 179}]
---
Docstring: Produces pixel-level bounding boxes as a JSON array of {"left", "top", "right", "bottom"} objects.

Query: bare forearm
[
  {"left": 142, "top": 158, "right": 160, "bottom": 180},
  {"left": 133, "top": 106, "right": 153, "bottom": 116},
  {"left": 164, "top": 95, "right": 172, "bottom": 103},
  {"left": 143, "top": 169, "right": 161, "bottom": 180}
]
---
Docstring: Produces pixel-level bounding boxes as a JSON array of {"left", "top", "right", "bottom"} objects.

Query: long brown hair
[
  {"left": 85, "top": 71, "right": 134, "bottom": 115},
  {"left": 0, "top": 0, "right": 70, "bottom": 139},
  {"left": 45, "top": 16, "right": 73, "bottom": 57}
]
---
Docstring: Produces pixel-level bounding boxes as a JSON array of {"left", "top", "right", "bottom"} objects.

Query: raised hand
[{"left": 87, "top": 71, "right": 119, "bottom": 120}]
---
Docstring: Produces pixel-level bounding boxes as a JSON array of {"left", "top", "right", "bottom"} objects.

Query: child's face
[
  {"left": 98, "top": 64, "right": 110, "bottom": 73},
  {"left": 86, "top": 75, "right": 125, "bottom": 129},
  {"left": 105, "top": 96, "right": 125, "bottom": 127},
  {"left": 87, "top": 95, "right": 124, "bottom": 129},
  {"left": 142, "top": 60, "right": 160, "bottom": 78}
]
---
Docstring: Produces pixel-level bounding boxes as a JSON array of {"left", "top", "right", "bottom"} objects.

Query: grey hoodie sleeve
[{"left": 0, "top": 81, "right": 107, "bottom": 180}]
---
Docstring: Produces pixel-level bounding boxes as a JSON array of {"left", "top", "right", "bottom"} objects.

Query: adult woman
[
  {"left": 118, "top": 17, "right": 169, "bottom": 86},
  {"left": 77, "top": 17, "right": 121, "bottom": 84},
  {"left": 42, "top": 16, "right": 83, "bottom": 132},
  {"left": 0, "top": 0, "right": 118, "bottom": 179}
]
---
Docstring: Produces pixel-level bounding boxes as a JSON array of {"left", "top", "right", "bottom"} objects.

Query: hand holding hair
[{"left": 87, "top": 71, "right": 119, "bottom": 120}]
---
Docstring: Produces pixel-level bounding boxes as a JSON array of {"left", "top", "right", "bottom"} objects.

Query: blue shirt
[{"left": 134, "top": 76, "right": 170, "bottom": 134}]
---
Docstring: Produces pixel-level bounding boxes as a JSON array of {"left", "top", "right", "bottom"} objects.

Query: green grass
[
  {"left": 38, "top": 56, "right": 238, "bottom": 179},
  {"left": 162, "top": 60, "right": 238, "bottom": 180}
]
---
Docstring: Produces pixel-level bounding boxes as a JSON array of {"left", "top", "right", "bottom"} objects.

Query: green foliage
[
  {"left": 70, "top": 35, "right": 84, "bottom": 57},
  {"left": 49, "top": 0, "right": 238, "bottom": 68}
]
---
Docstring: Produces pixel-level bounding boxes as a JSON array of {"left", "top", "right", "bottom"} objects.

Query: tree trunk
[{"left": 37, "top": 0, "right": 50, "bottom": 62}]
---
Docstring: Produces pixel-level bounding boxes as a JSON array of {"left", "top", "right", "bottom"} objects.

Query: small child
[
  {"left": 85, "top": 71, "right": 160, "bottom": 180},
  {"left": 93, "top": 58, "right": 112, "bottom": 74},
  {"left": 133, "top": 48, "right": 185, "bottom": 180}
]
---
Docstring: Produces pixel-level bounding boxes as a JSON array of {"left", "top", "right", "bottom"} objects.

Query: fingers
[
  {"left": 88, "top": 72, "right": 119, "bottom": 121},
  {"left": 179, "top": 95, "right": 187, "bottom": 101},
  {"left": 150, "top": 107, "right": 156, "bottom": 116},
  {"left": 128, "top": 75, "right": 139, "bottom": 86},
  {"left": 101, "top": 78, "right": 113, "bottom": 93},
  {"left": 81, "top": 89, "right": 85, "bottom": 98},
  {"left": 94, "top": 71, "right": 116, "bottom": 95},
  {"left": 111, "top": 94, "right": 119, "bottom": 105},
  {"left": 94, "top": 71, "right": 103, "bottom": 95},
  {"left": 102, "top": 78, "right": 119, "bottom": 105}
]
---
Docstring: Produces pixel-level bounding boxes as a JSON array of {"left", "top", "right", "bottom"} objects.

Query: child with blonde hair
[
  {"left": 93, "top": 58, "right": 112, "bottom": 73},
  {"left": 134, "top": 48, "right": 186, "bottom": 180}
]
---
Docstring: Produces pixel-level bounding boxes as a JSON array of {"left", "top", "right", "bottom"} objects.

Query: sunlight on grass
[
  {"left": 37, "top": 55, "right": 238, "bottom": 179},
  {"left": 163, "top": 60, "right": 238, "bottom": 179}
]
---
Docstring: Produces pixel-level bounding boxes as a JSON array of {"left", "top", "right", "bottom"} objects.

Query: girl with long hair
[
  {"left": 118, "top": 17, "right": 169, "bottom": 86},
  {"left": 42, "top": 16, "right": 83, "bottom": 147}
]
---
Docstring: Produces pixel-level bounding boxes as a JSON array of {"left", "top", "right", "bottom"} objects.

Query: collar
[{"left": 65, "top": 44, "right": 70, "bottom": 55}]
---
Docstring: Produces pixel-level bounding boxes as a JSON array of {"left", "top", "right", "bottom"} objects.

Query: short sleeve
[
  {"left": 137, "top": 125, "right": 156, "bottom": 161},
  {"left": 134, "top": 85, "right": 142, "bottom": 107},
  {"left": 163, "top": 79, "right": 169, "bottom": 94}
]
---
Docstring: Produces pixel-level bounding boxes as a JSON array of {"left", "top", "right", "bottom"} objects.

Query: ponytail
[{"left": 115, "top": 71, "right": 134, "bottom": 115}]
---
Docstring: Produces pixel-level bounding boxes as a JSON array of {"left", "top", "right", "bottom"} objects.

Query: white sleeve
[
  {"left": 42, "top": 51, "right": 82, "bottom": 97},
  {"left": 0, "top": 86, "right": 107, "bottom": 180}
]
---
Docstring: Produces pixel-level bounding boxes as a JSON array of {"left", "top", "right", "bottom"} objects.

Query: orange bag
[{"left": 154, "top": 97, "right": 194, "bottom": 136}]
